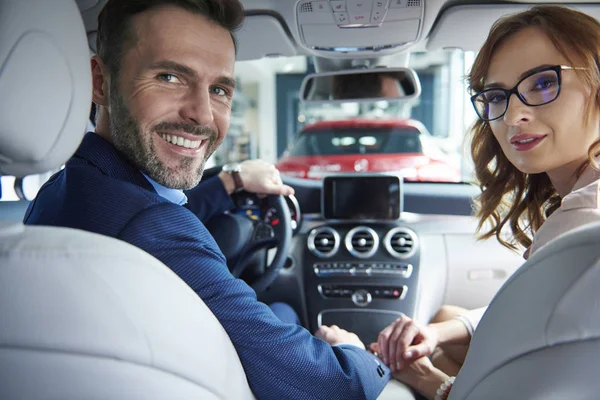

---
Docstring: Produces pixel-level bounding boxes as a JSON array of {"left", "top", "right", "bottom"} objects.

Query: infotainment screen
[{"left": 322, "top": 175, "right": 402, "bottom": 220}]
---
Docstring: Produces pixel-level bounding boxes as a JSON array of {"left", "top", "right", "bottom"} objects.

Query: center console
[{"left": 303, "top": 174, "right": 420, "bottom": 345}]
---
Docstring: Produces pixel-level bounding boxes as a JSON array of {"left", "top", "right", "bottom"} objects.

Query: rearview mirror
[{"left": 300, "top": 67, "right": 421, "bottom": 104}]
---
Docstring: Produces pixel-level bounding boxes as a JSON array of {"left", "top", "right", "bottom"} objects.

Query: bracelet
[{"left": 434, "top": 376, "right": 455, "bottom": 400}]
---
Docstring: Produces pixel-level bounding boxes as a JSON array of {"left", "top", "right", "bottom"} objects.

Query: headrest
[{"left": 0, "top": 0, "right": 92, "bottom": 177}]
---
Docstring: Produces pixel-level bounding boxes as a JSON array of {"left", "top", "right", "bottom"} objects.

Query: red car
[{"left": 276, "top": 119, "right": 462, "bottom": 182}]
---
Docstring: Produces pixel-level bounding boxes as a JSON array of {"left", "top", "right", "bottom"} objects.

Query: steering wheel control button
[
  {"left": 254, "top": 224, "right": 274, "bottom": 239},
  {"left": 351, "top": 289, "right": 372, "bottom": 307}
]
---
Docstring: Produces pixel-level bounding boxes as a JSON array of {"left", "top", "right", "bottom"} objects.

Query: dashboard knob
[{"left": 351, "top": 289, "right": 372, "bottom": 307}]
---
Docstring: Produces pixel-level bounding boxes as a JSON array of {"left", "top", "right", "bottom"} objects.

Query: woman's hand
[
  {"left": 394, "top": 355, "right": 449, "bottom": 400},
  {"left": 375, "top": 315, "right": 439, "bottom": 372},
  {"left": 370, "top": 342, "right": 449, "bottom": 400}
]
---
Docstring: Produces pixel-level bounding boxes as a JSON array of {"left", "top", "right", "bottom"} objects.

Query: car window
[
  {"left": 1, "top": 117, "right": 94, "bottom": 203},
  {"left": 288, "top": 127, "right": 423, "bottom": 156},
  {"left": 0, "top": 173, "right": 54, "bottom": 202},
  {"left": 222, "top": 49, "right": 478, "bottom": 184}
]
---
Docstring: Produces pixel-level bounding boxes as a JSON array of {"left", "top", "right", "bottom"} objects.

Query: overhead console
[{"left": 296, "top": 0, "right": 423, "bottom": 56}]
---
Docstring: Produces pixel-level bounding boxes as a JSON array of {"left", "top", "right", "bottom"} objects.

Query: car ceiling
[{"left": 77, "top": 0, "right": 600, "bottom": 65}]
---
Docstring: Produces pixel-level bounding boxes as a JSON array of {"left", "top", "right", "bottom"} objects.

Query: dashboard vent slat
[
  {"left": 345, "top": 227, "right": 379, "bottom": 259},
  {"left": 384, "top": 228, "right": 418, "bottom": 259},
  {"left": 308, "top": 227, "right": 340, "bottom": 258}
]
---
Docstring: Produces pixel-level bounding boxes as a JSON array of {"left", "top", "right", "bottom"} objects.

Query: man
[
  {"left": 24, "top": 0, "right": 390, "bottom": 399},
  {"left": 87, "top": 94, "right": 294, "bottom": 225},
  {"left": 88, "top": 102, "right": 291, "bottom": 217}
]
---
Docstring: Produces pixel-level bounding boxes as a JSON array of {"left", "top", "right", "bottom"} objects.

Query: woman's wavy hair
[{"left": 469, "top": 5, "right": 600, "bottom": 250}]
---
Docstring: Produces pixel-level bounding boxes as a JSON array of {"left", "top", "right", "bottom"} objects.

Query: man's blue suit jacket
[{"left": 24, "top": 132, "right": 390, "bottom": 399}]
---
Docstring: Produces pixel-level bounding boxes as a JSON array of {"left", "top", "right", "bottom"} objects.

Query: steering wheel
[{"left": 205, "top": 193, "right": 292, "bottom": 293}]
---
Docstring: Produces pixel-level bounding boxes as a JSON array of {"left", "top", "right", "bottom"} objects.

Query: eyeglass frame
[{"left": 470, "top": 65, "right": 586, "bottom": 122}]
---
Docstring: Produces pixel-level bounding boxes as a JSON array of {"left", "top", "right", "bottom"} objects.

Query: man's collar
[
  {"left": 72, "top": 133, "right": 155, "bottom": 192},
  {"left": 73, "top": 132, "right": 188, "bottom": 206},
  {"left": 142, "top": 173, "right": 188, "bottom": 206}
]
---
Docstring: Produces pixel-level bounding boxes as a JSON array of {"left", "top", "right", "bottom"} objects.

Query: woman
[{"left": 372, "top": 5, "right": 600, "bottom": 399}]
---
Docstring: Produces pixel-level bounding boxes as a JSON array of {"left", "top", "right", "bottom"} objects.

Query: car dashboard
[
  {"left": 255, "top": 174, "right": 525, "bottom": 346},
  {"left": 302, "top": 219, "right": 420, "bottom": 345}
]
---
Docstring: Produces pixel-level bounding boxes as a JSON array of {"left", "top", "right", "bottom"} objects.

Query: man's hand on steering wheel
[
  {"left": 219, "top": 160, "right": 295, "bottom": 197},
  {"left": 204, "top": 159, "right": 294, "bottom": 294}
]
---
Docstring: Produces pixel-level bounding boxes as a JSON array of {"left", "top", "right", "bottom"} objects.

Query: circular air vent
[
  {"left": 384, "top": 227, "right": 418, "bottom": 259},
  {"left": 345, "top": 226, "right": 379, "bottom": 259},
  {"left": 308, "top": 227, "right": 340, "bottom": 258}
]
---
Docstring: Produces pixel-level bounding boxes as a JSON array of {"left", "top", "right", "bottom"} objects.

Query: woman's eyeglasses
[{"left": 471, "top": 65, "right": 586, "bottom": 122}]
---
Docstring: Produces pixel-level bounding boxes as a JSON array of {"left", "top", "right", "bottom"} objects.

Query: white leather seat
[
  {"left": 0, "top": 1, "right": 254, "bottom": 398},
  {"left": 449, "top": 222, "right": 600, "bottom": 400}
]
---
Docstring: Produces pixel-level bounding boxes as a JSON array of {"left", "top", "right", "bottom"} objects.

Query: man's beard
[{"left": 108, "top": 84, "right": 220, "bottom": 190}]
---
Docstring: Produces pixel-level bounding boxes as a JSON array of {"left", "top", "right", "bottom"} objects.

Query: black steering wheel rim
[
  {"left": 204, "top": 193, "right": 292, "bottom": 293},
  {"left": 241, "top": 194, "right": 292, "bottom": 292},
  {"left": 200, "top": 166, "right": 293, "bottom": 293}
]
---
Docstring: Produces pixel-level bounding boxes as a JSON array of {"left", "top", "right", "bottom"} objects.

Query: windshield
[
  {"left": 208, "top": 49, "right": 478, "bottom": 184},
  {"left": 288, "top": 127, "right": 423, "bottom": 157}
]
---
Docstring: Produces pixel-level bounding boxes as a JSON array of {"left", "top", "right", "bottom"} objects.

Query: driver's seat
[{"left": 0, "top": 1, "right": 254, "bottom": 398}]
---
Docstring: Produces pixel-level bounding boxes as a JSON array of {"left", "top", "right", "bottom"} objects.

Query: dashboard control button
[{"left": 351, "top": 289, "right": 372, "bottom": 307}]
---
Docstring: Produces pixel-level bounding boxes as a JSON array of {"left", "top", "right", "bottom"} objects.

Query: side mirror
[{"left": 300, "top": 67, "right": 421, "bottom": 104}]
